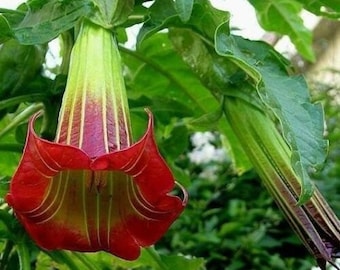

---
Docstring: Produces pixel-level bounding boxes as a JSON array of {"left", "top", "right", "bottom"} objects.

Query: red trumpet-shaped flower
[{"left": 6, "top": 20, "right": 187, "bottom": 260}]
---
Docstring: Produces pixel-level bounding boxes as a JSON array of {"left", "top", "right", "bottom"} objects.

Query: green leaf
[
  {"left": 106, "top": 247, "right": 201, "bottom": 270},
  {"left": 137, "top": 0, "right": 229, "bottom": 44},
  {"left": 137, "top": 0, "right": 178, "bottom": 44},
  {"left": 215, "top": 28, "right": 328, "bottom": 202},
  {"left": 169, "top": 27, "right": 252, "bottom": 173},
  {"left": 125, "top": 33, "right": 220, "bottom": 119},
  {"left": 248, "top": 0, "right": 315, "bottom": 61},
  {"left": 124, "top": 31, "right": 252, "bottom": 173},
  {"left": 159, "top": 123, "right": 189, "bottom": 159},
  {"left": 90, "top": 0, "right": 134, "bottom": 27},
  {"left": 13, "top": 0, "right": 93, "bottom": 44},
  {"left": 0, "top": 15, "right": 13, "bottom": 43},
  {"left": 186, "top": 107, "right": 223, "bottom": 130},
  {"left": 296, "top": 0, "right": 340, "bottom": 18},
  {"left": 0, "top": 103, "right": 43, "bottom": 140},
  {"left": 0, "top": 7, "right": 26, "bottom": 44},
  {"left": 188, "top": 0, "right": 229, "bottom": 40},
  {"left": 0, "top": 115, "right": 22, "bottom": 177},
  {"left": 161, "top": 254, "right": 205, "bottom": 270},
  {"left": 0, "top": 176, "right": 10, "bottom": 198},
  {"left": 151, "top": 96, "right": 195, "bottom": 123},
  {"left": 0, "top": 39, "right": 47, "bottom": 117},
  {"left": 0, "top": 150, "right": 19, "bottom": 178},
  {"left": 175, "top": 0, "right": 194, "bottom": 22},
  {"left": 106, "top": 247, "right": 162, "bottom": 269}
]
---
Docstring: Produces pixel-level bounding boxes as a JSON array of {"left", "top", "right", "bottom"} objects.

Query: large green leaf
[
  {"left": 175, "top": 0, "right": 194, "bottom": 22},
  {"left": 13, "top": 0, "right": 93, "bottom": 44},
  {"left": 169, "top": 28, "right": 252, "bottom": 174},
  {"left": 136, "top": 0, "right": 179, "bottom": 44},
  {"left": 0, "top": 39, "right": 47, "bottom": 118},
  {"left": 137, "top": 0, "right": 228, "bottom": 44},
  {"left": 0, "top": 15, "right": 13, "bottom": 43},
  {"left": 0, "top": 39, "right": 46, "bottom": 95},
  {"left": 90, "top": 0, "right": 134, "bottom": 28},
  {"left": 248, "top": 0, "right": 315, "bottom": 61},
  {"left": 122, "top": 31, "right": 252, "bottom": 176},
  {"left": 122, "top": 33, "right": 222, "bottom": 184},
  {"left": 215, "top": 25, "right": 328, "bottom": 202},
  {"left": 0, "top": 7, "right": 26, "bottom": 43},
  {"left": 295, "top": 0, "right": 340, "bottom": 18},
  {"left": 125, "top": 33, "right": 220, "bottom": 118}
]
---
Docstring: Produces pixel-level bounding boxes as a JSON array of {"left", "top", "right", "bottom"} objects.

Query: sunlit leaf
[
  {"left": 13, "top": 0, "right": 93, "bottom": 44},
  {"left": 175, "top": 0, "right": 194, "bottom": 22},
  {"left": 137, "top": 0, "right": 229, "bottom": 44},
  {"left": 248, "top": 0, "right": 315, "bottom": 61},
  {"left": 215, "top": 27, "right": 328, "bottom": 202},
  {"left": 90, "top": 0, "right": 134, "bottom": 27},
  {"left": 296, "top": 0, "right": 340, "bottom": 18}
]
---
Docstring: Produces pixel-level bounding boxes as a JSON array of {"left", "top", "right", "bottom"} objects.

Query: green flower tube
[{"left": 223, "top": 96, "right": 340, "bottom": 270}]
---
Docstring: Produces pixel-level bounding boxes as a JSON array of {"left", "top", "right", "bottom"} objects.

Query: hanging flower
[
  {"left": 224, "top": 97, "right": 340, "bottom": 270},
  {"left": 6, "top": 20, "right": 187, "bottom": 260}
]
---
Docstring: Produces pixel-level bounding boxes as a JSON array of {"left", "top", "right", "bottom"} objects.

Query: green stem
[
  {"left": 0, "top": 94, "right": 46, "bottom": 111},
  {"left": 16, "top": 242, "right": 30, "bottom": 270},
  {"left": 222, "top": 96, "right": 340, "bottom": 267},
  {"left": 0, "top": 241, "right": 13, "bottom": 270},
  {"left": 145, "top": 247, "right": 169, "bottom": 270},
  {"left": 126, "top": 14, "right": 147, "bottom": 24},
  {"left": 0, "top": 143, "right": 23, "bottom": 152},
  {"left": 0, "top": 103, "right": 43, "bottom": 140}
]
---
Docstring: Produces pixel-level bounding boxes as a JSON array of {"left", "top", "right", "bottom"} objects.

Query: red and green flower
[{"left": 6, "top": 20, "right": 187, "bottom": 260}]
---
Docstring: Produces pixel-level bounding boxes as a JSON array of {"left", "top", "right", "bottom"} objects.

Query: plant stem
[
  {"left": 0, "top": 143, "right": 23, "bottom": 152},
  {"left": 0, "top": 103, "right": 43, "bottom": 140},
  {"left": 16, "top": 242, "right": 30, "bottom": 270},
  {"left": 0, "top": 241, "right": 13, "bottom": 270},
  {"left": 0, "top": 94, "right": 47, "bottom": 111},
  {"left": 222, "top": 96, "right": 340, "bottom": 269}
]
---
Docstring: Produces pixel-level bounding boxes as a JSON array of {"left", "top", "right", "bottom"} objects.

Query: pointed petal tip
[{"left": 176, "top": 181, "right": 189, "bottom": 207}]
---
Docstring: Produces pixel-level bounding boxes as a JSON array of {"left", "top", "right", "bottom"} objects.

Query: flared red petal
[{"left": 6, "top": 112, "right": 187, "bottom": 260}]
